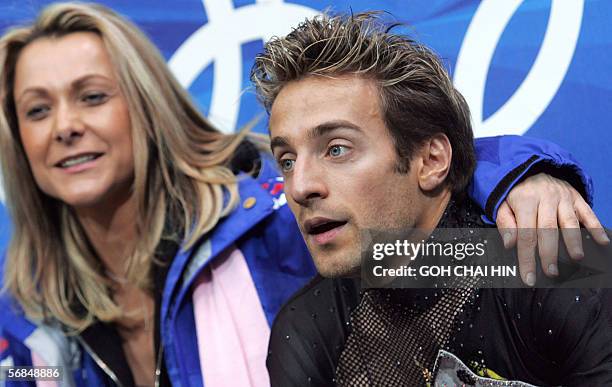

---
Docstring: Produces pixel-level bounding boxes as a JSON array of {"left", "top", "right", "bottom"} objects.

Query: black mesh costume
[{"left": 267, "top": 198, "right": 612, "bottom": 386}]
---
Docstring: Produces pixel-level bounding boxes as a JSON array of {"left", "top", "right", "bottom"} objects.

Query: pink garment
[
  {"left": 192, "top": 246, "right": 271, "bottom": 387},
  {"left": 31, "top": 352, "right": 59, "bottom": 387}
]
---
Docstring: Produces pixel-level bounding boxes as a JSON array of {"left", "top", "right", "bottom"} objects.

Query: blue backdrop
[{"left": 0, "top": 0, "right": 610, "bottom": 252}]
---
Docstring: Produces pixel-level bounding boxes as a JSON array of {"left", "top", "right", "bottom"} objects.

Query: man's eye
[
  {"left": 25, "top": 105, "right": 49, "bottom": 120},
  {"left": 328, "top": 145, "right": 348, "bottom": 157},
  {"left": 82, "top": 92, "right": 107, "bottom": 105},
  {"left": 279, "top": 159, "right": 295, "bottom": 172}
]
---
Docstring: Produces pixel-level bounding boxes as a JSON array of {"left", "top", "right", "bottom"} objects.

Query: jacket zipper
[
  {"left": 75, "top": 336, "right": 125, "bottom": 387},
  {"left": 76, "top": 336, "right": 164, "bottom": 387},
  {"left": 154, "top": 345, "right": 164, "bottom": 387}
]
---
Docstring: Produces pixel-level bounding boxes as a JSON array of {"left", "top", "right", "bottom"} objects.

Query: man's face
[{"left": 269, "top": 75, "right": 424, "bottom": 277}]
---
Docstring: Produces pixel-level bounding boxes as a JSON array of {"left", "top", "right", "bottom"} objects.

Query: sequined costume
[{"left": 267, "top": 198, "right": 612, "bottom": 386}]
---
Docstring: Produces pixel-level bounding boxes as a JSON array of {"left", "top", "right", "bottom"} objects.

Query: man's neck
[{"left": 415, "top": 188, "right": 452, "bottom": 233}]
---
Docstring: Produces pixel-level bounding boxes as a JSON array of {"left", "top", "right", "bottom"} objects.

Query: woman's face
[{"left": 13, "top": 32, "right": 135, "bottom": 211}]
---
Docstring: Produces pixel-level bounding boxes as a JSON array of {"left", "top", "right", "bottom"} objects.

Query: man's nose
[
  {"left": 53, "top": 101, "right": 84, "bottom": 145},
  {"left": 287, "top": 158, "right": 328, "bottom": 207}
]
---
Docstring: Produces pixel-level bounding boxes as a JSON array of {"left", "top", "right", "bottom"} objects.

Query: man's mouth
[{"left": 304, "top": 217, "right": 348, "bottom": 245}]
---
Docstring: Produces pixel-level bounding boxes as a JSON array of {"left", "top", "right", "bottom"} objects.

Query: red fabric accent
[{"left": 270, "top": 182, "right": 283, "bottom": 195}]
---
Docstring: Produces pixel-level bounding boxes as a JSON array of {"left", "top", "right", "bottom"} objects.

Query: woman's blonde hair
[{"left": 0, "top": 2, "right": 248, "bottom": 330}]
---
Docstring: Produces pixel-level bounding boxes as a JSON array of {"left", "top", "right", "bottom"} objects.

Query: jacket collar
[
  {"left": 161, "top": 171, "right": 277, "bottom": 321},
  {"left": 0, "top": 291, "right": 36, "bottom": 342},
  {"left": 0, "top": 158, "right": 283, "bottom": 340},
  {"left": 0, "top": 253, "right": 37, "bottom": 341}
]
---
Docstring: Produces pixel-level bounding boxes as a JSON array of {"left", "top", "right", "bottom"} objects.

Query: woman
[{"left": 0, "top": 3, "right": 601, "bottom": 386}]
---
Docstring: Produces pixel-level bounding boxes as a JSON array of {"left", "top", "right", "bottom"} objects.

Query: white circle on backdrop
[
  {"left": 0, "top": 0, "right": 584, "bottom": 204},
  {"left": 453, "top": 0, "right": 584, "bottom": 138},
  {"left": 168, "top": 0, "right": 318, "bottom": 133}
]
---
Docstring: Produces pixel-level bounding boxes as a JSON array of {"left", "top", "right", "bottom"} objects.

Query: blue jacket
[{"left": 0, "top": 135, "right": 593, "bottom": 386}]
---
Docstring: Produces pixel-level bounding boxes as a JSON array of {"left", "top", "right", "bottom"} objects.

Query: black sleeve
[
  {"left": 551, "top": 289, "right": 612, "bottom": 386},
  {"left": 506, "top": 288, "right": 612, "bottom": 386},
  {"left": 266, "top": 276, "right": 360, "bottom": 387}
]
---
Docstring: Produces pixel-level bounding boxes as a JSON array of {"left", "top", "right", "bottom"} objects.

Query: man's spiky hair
[{"left": 251, "top": 11, "right": 475, "bottom": 193}]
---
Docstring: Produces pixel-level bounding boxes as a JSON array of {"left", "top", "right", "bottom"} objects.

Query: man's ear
[{"left": 417, "top": 134, "right": 452, "bottom": 192}]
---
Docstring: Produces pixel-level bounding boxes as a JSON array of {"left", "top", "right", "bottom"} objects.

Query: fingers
[
  {"left": 500, "top": 173, "right": 609, "bottom": 287},
  {"left": 496, "top": 201, "right": 517, "bottom": 248},
  {"left": 558, "top": 197, "right": 584, "bottom": 260},
  {"left": 573, "top": 193, "right": 611, "bottom": 246},
  {"left": 536, "top": 199, "right": 559, "bottom": 276},
  {"left": 512, "top": 198, "right": 538, "bottom": 287}
]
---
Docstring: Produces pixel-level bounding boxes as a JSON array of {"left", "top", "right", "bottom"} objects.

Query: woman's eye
[
  {"left": 25, "top": 105, "right": 49, "bottom": 120},
  {"left": 328, "top": 145, "right": 348, "bottom": 157},
  {"left": 279, "top": 158, "right": 295, "bottom": 172},
  {"left": 82, "top": 92, "right": 107, "bottom": 105}
]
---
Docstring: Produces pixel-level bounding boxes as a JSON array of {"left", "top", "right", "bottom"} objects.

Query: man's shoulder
[
  {"left": 270, "top": 276, "right": 360, "bottom": 337},
  {"left": 267, "top": 276, "right": 361, "bottom": 386},
  {"left": 482, "top": 287, "right": 608, "bottom": 335},
  {"left": 475, "top": 288, "right": 612, "bottom": 384},
  {"left": 489, "top": 287, "right": 606, "bottom": 319},
  {"left": 482, "top": 288, "right": 611, "bottom": 362}
]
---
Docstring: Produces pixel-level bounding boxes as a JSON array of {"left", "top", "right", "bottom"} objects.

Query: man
[{"left": 251, "top": 12, "right": 612, "bottom": 386}]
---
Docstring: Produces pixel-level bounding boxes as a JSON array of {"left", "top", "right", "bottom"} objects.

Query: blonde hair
[{"left": 0, "top": 2, "right": 248, "bottom": 330}]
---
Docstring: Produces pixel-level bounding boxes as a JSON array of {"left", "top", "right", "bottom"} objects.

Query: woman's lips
[{"left": 57, "top": 153, "right": 103, "bottom": 174}]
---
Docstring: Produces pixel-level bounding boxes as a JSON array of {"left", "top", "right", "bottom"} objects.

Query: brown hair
[{"left": 251, "top": 11, "right": 475, "bottom": 192}]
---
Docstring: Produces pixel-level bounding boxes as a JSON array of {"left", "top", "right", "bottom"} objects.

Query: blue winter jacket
[{"left": 0, "top": 135, "right": 593, "bottom": 386}]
